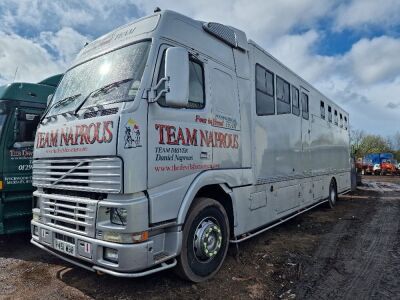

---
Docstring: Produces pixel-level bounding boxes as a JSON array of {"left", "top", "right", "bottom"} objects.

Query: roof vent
[{"left": 203, "top": 22, "right": 237, "bottom": 48}]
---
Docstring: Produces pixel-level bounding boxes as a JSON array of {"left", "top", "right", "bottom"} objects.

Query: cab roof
[{"left": 0, "top": 74, "right": 63, "bottom": 104}]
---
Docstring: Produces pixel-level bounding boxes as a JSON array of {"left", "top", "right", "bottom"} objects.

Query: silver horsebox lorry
[{"left": 31, "top": 9, "right": 350, "bottom": 282}]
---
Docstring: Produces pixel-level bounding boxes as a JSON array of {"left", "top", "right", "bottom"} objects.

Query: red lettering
[
  {"left": 166, "top": 125, "right": 178, "bottom": 145},
  {"left": 186, "top": 128, "right": 197, "bottom": 146},
  {"left": 155, "top": 124, "right": 166, "bottom": 144}
]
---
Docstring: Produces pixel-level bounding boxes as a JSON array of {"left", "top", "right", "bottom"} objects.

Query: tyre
[
  {"left": 176, "top": 197, "right": 230, "bottom": 282},
  {"left": 327, "top": 179, "right": 338, "bottom": 208}
]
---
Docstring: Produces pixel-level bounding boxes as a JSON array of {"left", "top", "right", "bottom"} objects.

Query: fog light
[
  {"left": 104, "top": 247, "right": 118, "bottom": 263},
  {"left": 32, "top": 208, "right": 40, "bottom": 221}
]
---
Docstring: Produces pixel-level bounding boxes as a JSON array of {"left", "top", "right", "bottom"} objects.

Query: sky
[{"left": 0, "top": 0, "right": 399, "bottom": 136}]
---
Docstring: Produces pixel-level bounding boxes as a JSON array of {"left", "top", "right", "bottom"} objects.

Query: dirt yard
[{"left": 1, "top": 176, "right": 399, "bottom": 299}]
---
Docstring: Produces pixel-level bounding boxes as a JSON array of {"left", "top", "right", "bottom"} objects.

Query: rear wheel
[
  {"left": 327, "top": 179, "right": 338, "bottom": 208},
  {"left": 176, "top": 197, "right": 230, "bottom": 282}
]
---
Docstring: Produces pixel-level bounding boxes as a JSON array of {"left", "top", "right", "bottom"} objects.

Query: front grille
[
  {"left": 35, "top": 190, "right": 97, "bottom": 237},
  {"left": 33, "top": 157, "right": 122, "bottom": 193}
]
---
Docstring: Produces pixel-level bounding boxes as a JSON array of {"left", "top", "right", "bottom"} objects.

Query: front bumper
[{"left": 31, "top": 221, "right": 178, "bottom": 277}]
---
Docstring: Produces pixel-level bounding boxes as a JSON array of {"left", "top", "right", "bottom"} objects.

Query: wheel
[
  {"left": 327, "top": 179, "right": 338, "bottom": 208},
  {"left": 176, "top": 197, "right": 230, "bottom": 282}
]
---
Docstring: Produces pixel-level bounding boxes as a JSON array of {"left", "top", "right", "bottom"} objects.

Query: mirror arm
[{"left": 148, "top": 76, "right": 169, "bottom": 103}]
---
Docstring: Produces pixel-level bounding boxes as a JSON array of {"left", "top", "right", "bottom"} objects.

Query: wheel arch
[{"left": 177, "top": 169, "right": 250, "bottom": 236}]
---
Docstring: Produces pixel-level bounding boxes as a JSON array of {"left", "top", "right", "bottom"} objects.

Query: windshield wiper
[
  {"left": 74, "top": 78, "right": 134, "bottom": 116},
  {"left": 40, "top": 94, "right": 81, "bottom": 123}
]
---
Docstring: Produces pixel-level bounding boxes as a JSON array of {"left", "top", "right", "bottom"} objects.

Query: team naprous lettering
[
  {"left": 36, "top": 121, "right": 114, "bottom": 148},
  {"left": 155, "top": 124, "right": 239, "bottom": 149}
]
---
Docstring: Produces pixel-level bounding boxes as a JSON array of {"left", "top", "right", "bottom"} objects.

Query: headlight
[{"left": 110, "top": 208, "right": 128, "bottom": 225}]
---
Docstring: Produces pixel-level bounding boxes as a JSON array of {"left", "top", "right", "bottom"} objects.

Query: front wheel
[
  {"left": 176, "top": 197, "right": 230, "bottom": 282},
  {"left": 327, "top": 179, "right": 338, "bottom": 208}
]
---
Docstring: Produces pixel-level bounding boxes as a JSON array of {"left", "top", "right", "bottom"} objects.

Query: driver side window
[
  {"left": 15, "top": 111, "right": 40, "bottom": 144},
  {"left": 157, "top": 49, "right": 205, "bottom": 109}
]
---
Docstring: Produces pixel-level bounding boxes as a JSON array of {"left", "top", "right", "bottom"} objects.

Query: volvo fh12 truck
[
  {"left": 31, "top": 10, "right": 350, "bottom": 282},
  {"left": 0, "top": 74, "right": 62, "bottom": 234}
]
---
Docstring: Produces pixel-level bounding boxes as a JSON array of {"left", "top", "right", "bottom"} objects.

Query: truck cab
[{"left": 0, "top": 75, "right": 62, "bottom": 234}]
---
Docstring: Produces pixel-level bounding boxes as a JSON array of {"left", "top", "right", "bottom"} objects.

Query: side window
[
  {"left": 292, "top": 86, "right": 300, "bottom": 116},
  {"left": 301, "top": 92, "right": 309, "bottom": 120},
  {"left": 328, "top": 106, "right": 332, "bottom": 122},
  {"left": 157, "top": 50, "right": 205, "bottom": 109},
  {"left": 320, "top": 101, "right": 325, "bottom": 119},
  {"left": 344, "top": 116, "right": 348, "bottom": 130},
  {"left": 15, "top": 111, "right": 40, "bottom": 144},
  {"left": 276, "top": 76, "right": 290, "bottom": 114},
  {"left": 256, "top": 64, "right": 275, "bottom": 116},
  {"left": 339, "top": 113, "right": 343, "bottom": 128},
  {"left": 334, "top": 110, "right": 338, "bottom": 125}
]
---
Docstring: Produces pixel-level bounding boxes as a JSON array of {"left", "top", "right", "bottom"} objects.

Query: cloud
[
  {"left": 0, "top": 32, "right": 63, "bottom": 84},
  {"left": 386, "top": 102, "right": 400, "bottom": 109},
  {"left": 335, "top": 0, "right": 400, "bottom": 31},
  {"left": 0, "top": 0, "right": 140, "bottom": 37},
  {"left": 346, "top": 36, "right": 400, "bottom": 84},
  {"left": 39, "top": 27, "right": 90, "bottom": 65}
]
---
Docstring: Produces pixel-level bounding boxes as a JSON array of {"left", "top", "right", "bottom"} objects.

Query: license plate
[{"left": 54, "top": 239, "right": 76, "bottom": 256}]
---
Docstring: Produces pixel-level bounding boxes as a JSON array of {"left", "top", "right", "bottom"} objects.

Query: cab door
[
  {"left": 146, "top": 45, "right": 212, "bottom": 223},
  {"left": 1, "top": 106, "right": 43, "bottom": 233}
]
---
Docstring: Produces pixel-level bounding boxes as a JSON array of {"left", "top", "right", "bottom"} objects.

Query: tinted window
[
  {"left": 276, "top": 76, "right": 291, "bottom": 114},
  {"left": 256, "top": 64, "right": 275, "bottom": 115},
  {"left": 292, "top": 86, "right": 300, "bottom": 116},
  {"left": 301, "top": 92, "right": 309, "bottom": 120},
  {"left": 158, "top": 51, "right": 205, "bottom": 109},
  {"left": 320, "top": 101, "right": 325, "bottom": 119},
  {"left": 328, "top": 106, "right": 332, "bottom": 122}
]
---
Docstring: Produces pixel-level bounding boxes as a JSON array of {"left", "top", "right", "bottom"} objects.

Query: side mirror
[
  {"left": 47, "top": 94, "right": 53, "bottom": 106},
  {"left": 165, "top": 47, "right": 189, "bottom": 108}
]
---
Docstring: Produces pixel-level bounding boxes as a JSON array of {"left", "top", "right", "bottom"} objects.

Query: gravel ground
[{"left": 0, "top": 175, "right": 399, "bottom": 300}]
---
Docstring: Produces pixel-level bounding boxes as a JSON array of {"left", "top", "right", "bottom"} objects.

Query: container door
[
  {"left": 300, "top": 88, "right": 313, "bottom": 204},
  {"left": 208, "top": 61, "right": 241, "bottom": 169}
]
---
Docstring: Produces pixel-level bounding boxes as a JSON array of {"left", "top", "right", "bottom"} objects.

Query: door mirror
[{"left": 164, "top": 47, "right": 189, "bottom": 108}]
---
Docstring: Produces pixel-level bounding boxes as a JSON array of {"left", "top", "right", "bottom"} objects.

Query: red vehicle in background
[
  {"left": 380, "top": 159, "right": 398, "bottom": 175},
  {"left": 357, "top": 158, "right": 374, "bottom": 175}
]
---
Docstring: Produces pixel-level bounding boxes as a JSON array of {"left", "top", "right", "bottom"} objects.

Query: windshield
[
  {"left": 0, "top": 114, "right": 6, "bottom": 139},
  {"left": 47, "top": 41, "right": 151, "bottom": 116}
]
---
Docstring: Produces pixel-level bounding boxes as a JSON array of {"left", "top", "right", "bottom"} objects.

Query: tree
[
  {"left": 350, "top": 129, "right": 365, "bottom": 157},
  {"left": 358, "top": 134, "right": 391, "bottom": 157}
]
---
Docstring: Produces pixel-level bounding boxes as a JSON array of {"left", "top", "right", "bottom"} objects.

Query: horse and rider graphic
[{"left": 124, "top": 119, "right": 141, "bottom": 148}]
